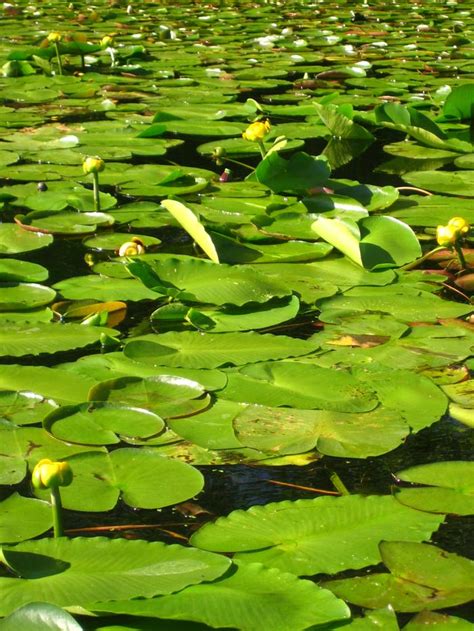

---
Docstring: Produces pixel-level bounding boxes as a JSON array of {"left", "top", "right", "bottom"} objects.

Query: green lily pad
[
  {"left": 0, "top": 536, "right": 229, "bottom": 616},
  {"left": 0, "top": 602, "right": 84, "bottom": 631},
  {"left": 324, "top": 542, "right": 474, "bottom": 612},
  {"left": 34, "top": 448, "right": 204, "bottom": 512},
  {"left": 0, "top": 283, "right": 55, "bottom": 311},
  {"left": 44, "top": 402, "right": 165, "bottom": 445},
  {"left": 0, "top": 390, "right": 56, "bottom": 426},
  {"left": 88, "top": 375, "right": 209, "bottom": 420},
  {"left": 0, "top": 493, "right": 53, "bottom": 544},
  {"left": 128, "top": 256, "right": 291, "bottom": 306},
  {"left": 91, "top": 561, "right": 350, "bottom": 631},
  {"left": 395, "top": 461, "right": 474, "bottom": 515},
  {"left": 0, "top": 224, "right": 53, "bottom": 255},
  {"left": 190, "top": 495, "right": 443, "bottom": 576},
  {"left": 15, "top": 211, "right": 114, "bottom": 235},
  {"left": 221, "top": 361, "right": 377, "bottom": 412},
  {"left": 0, "top": 260, "right": 48, "bottom": 283},
  {"left": 124, "top": 331, "right": 320, "bottom": 369},
  {"left": 0, "top": 322, "right": 117, "bottom": 357}
]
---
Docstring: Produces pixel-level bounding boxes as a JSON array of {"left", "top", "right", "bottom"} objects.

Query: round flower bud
[
  {"left": 101, "top": 35, "right": 114, "bottom": 48},
  {"left": 32, "top": 459, "right": 73, "bottom": 490},
  {"left": 83, "top": 156, "right": 105, "bottom": 175},
  {"left": 47, "top": 32, "right": 62, "bottom": 43},
  {"left": 447, "top": 216, "right": 470, "bottom": 235}
]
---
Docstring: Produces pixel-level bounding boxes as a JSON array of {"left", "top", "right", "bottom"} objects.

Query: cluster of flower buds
[{"left": 436, "top": 216, "right": 470, "bottom": 247}]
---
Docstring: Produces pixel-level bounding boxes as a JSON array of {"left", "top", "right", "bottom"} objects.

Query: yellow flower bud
[
  {"left": 436, "top": 224, "right": 457, "bottom": 247},
  {"left": 101, "top": 35, "right": 114, "bottom": 48},
  {"left": 47, "top": 32, "right": 62, "bottom": 44},
  {"left": 32, "top": 459, "right": 73, "bottom": 490},
  {"left": 242, "top": 119, "right": 271, "bottom": 142},
  {"left": 447, "top": 216, "right": 470, "bottom": 236},
  {"left": 118, "top": 237, "right": 146, "bottom": 257},
  {"left": 83, "top": 156, "right": 105, "bottom": 175}
]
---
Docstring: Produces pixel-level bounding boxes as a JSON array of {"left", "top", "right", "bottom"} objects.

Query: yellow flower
[
  {"left": 101, "top": 35, "right": 114, "bottom": 48},
  {"left": 242, "top": 119, "right": 271, "bottom": 142},
  {"left": 32, "top": 459, "right": 73, "bottom": 490},
  {"left": 118, "top": 237, "right": 146, "bottom": 257},
  {"left": 83, "top": 156, "right": 105, "bottom": 175},
  {"left": 47, "top": 32, "right": 62, "bottom": 43},
  {"left": 436, "top": 224, "right": 457, "bottom": 247},
  {"left": 447, "top": 216, "right": 470, "bottom": 236}
]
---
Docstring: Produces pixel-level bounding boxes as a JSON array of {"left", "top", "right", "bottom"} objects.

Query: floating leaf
[
  {"left": 0, "top": 537, "right": 230, "bottom": 616},
  {"left": 44, "top": 403, "right": 165, "bottom": 445},
  {"left": 0, "top": 323, "right": 117, "bottom": 357},
  {"left": 190, "top": 495, "right": 443, "bottom": 576},
  {"left": 254, "top": 151, "right": 331, "bottom": 194},
  {"left": 0, "top": 603, "right": 83, "bottom": 631},
  {"left": 395, "top": 461, "right": 474, "bottom": 515},
  {"left": 325, "top": 542, "right": 474, "bottom": 612},
  {"left": 124, "top": 331, "right": 320, "bottom": 369},
  {"left": 0, "top": 494, "right": 52, "bottom": 544},
  {"left": 0, "top": 224, "right": 53, "bottom": 255},
  {"left": 128, "top": 256, "right": 291, "bottom": 306},
  {"left": 88, "top": 375, "right": 209, "bottom": 420},
  {"left": 90, "top": 561, "right": 350, "bottom": 631}
]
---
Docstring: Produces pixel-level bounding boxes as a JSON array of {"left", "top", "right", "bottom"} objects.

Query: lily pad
[
  {"left": 0, "top": 224, "right": 53, "bottom": 255},
  {"left": 0, "top": 537, "right": 230, "bottom": 616},
  {"left": 91, "top": 561, "right": 350, "bottom": 631},
  {"left": 190, "top": 495, "right": 443, "bottom": 576},
  {"left": 44, "top": 402, "right": 165, "bottom": 445},
  {"left": 395, "top": 461, "right": 474, "bottom": 515}
]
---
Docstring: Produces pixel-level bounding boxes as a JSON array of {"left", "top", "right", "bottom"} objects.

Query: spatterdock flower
[
  {"left": 47, "top": 32, "right": 62, "bottom": 43},
  {"left": 436, "top": 224, "right": 457, "bottom": 247},
  {"left": 83, "top": 156, "right": 105, "bottom": 175},
  {"left": 32, "top": 459, "right": 73, "bottom": 490},
  {"left": 118, "top": 237, "right": 146, "bottom": 257},
  {"left": 100, "top": 35, "right": 114, "bottom": 48},
  {"left": 242, "top": 119, "right": 271, "bottom": 142},
  {"left": 447, "top": 216, "right": 470, "bottom": 236}
]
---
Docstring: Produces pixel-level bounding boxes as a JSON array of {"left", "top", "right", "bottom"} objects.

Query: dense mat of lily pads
[{"left": 0, "top": 0, "right": 473, "bottom": 629}]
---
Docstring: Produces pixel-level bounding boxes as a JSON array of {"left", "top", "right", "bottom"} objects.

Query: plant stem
[
  {"left": 54, "top": 42, "right": 63, "bottom": 75},
  {"left": 330, "top": 471, "right": 350, "bottom": 495},
  {"left": 454, "top": 243, "right": 467, "bottom": 270},
  {"left": 92, "top": 172, "right": 101, "bottom": 212},
  {"left": 400, "top": 245, "right": 446, "bottom": 271},
  {"left": 257, "top": 139, "right": 266, "bottom": 159},
  {"left": 223, "top": 156, "right": 254, "bottom": 170},
  {"left": 50, "top": 487, "right": 64, "bottom": 538}
]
